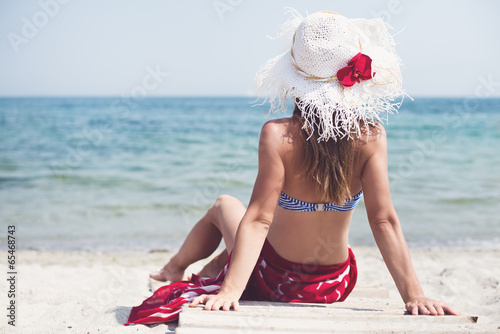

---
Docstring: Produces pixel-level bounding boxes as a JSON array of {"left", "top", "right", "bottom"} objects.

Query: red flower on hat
[{"left": 336, "top": 53, "right": 375, "bottom": 87}]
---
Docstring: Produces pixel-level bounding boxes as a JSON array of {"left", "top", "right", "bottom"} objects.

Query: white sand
[{"left": 1, "top": 247, "right": 499, "bottom": 333}]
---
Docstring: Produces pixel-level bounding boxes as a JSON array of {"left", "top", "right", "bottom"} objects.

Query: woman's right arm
[
  {"left": 190, "top": 121, "right": 286, "bottom": 311},
  {"left": 361, "top": 126, "right": 457, "bottom": 315}
]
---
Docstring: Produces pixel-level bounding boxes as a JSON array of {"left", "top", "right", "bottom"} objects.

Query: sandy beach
[
  {"left": 2, "top": 0, "right": 500, "bottom": 332},
  {"left": 1, "top": 246, "right": 499, "bottom": 333}
]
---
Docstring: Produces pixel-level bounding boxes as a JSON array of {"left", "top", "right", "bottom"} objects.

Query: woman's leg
[
  {"left": 192, "top": 248, "right": 229, "bottom": 279},
  {"left": 150, "top": 195, "right": 246, "bottom": 282}
]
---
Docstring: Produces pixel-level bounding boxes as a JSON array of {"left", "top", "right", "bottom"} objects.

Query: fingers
[
  {"left": 425, "top": 304, "right": 438, "bottom": 316},
  {"left": 424, "top": 301, "right": 458, "bottom": 316},
  {"left": 189, "top": 295, "right": 206, "bottom": 307},
  {"left": 419, "top": 305, "right": 431, "bottom": 315},
  {"left": 407, "top": 297, "right": 459, "bottom": 316},
  {"left": 442, "top": 304, "right": 460, "bottom": 316},
  {"left": 222, "top": 300, "right": 232, "bottom": 311},
  {"left": 434, "top": 304, "right": 445, "bottom": 316},
  {"left": 205, "top": 298, "right": 220, "bottom": 311},
  {"left": 221, "top": 300, "right": 239, "bottom": 311},
  {"left": 189, "top": 294, "right": 239, "bottom": 311}
]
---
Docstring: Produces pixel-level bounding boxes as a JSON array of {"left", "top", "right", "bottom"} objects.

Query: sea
[{"left": 1, "top": 97, "right": 499, "bottom": 252}]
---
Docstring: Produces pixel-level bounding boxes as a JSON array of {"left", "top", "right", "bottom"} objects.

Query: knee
[
  {"left": 214, "top": 194, "right": 236, "bottom": 210},
  {"left": 211, "top": 195, "right": 239, "bottom": 221},
  {"left": 208, "top": 195, "right": 236, "bottom": 227}
]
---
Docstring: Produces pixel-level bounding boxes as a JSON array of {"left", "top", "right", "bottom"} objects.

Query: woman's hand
[
  {"left": 189, "top": 291, "right": 240, "bottom": 311},
  {"left": 405, "top": 296, "right": 459, "bottom": 316}
]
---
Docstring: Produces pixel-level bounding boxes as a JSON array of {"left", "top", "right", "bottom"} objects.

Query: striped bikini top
[{"left": 277, "top": 190, "right": 363, "bottom": 212}]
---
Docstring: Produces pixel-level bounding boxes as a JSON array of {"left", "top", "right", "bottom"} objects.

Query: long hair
[{"left": 293, "top": 104, "right": 357, "bottom": 204}]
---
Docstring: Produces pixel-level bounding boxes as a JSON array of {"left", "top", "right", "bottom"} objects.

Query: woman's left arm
[
  {"left": 361, "top": 129, "right": 458, "bottom": 316},
  {"left": 190, "top": 121, "right": 285, "bottom": 311}
]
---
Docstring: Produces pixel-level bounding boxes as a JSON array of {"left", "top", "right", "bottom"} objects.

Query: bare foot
[
  {"left": 149, "top": 259, "right": 186, "bottom": 282},
  {"left": 194, "top": 250, "right": 228, "bottom": 279}
]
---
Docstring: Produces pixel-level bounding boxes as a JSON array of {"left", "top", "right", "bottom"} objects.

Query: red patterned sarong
[{"left": 125, "top": 239, "right": 357, "bottom": 326}]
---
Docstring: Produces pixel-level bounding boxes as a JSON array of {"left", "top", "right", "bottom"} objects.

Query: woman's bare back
[{"left": 265, "top": 117, "right": 376, "bottom": 266}]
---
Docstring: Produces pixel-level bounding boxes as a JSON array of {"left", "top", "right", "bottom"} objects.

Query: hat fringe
[
  {"left": 273, "top": 8, "right": 303, "bottom": 44},
  {"left": 254, "top": 7, "right": 303, "bottom": 115},
  {"left": 255, "top": 51, "right": 289, "bottom": 114}
]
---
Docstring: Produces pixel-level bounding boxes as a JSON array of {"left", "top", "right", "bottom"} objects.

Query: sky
[{"left": 1, "top": 0, "right": 499, "bottom": 97}]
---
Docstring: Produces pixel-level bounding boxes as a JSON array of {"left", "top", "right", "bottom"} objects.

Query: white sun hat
[{"left": 255, "top": 9, "right": 406, "bottom": 141}]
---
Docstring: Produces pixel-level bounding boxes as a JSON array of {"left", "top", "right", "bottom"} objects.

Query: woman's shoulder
[
  {"left": 258, "top": 117, "right": 301, "bottom": 159},
  {"left": 261, "top": 117, "right": 294, "bottom": 130},
  {"left": 358, "top": 122, "right": 386, "bottom": 146},
  {"left": 260, "top": 117, "right": 298, "bottom": 141},
  {"left": 356, "top": 122, "right": 387, "bottom": 162}
]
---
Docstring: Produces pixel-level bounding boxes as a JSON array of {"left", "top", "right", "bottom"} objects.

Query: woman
[{"left": 126, "top": 10, "right": 456, "bottom": 326}]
